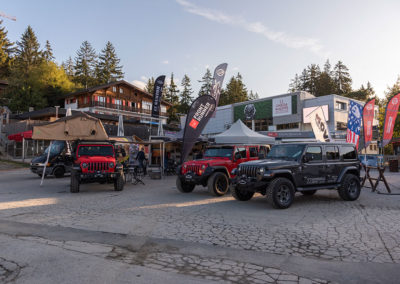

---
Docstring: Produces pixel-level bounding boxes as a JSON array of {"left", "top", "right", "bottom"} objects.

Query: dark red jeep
[
  {"left": 176, "top": 145, "right": 268, "bottom": 196},
  {"left": 70, "top": 141, "right": 124, "bottom": 193}
]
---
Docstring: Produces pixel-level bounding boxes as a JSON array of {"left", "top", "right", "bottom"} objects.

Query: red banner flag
[
  {"left": 383, "top": 93, "right": 400, "bottom": 147},
  {"left": 363, "top": 99, "right": 375, "bottom": 149}
]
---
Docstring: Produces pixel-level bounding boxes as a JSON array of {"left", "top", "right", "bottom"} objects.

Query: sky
[{"left": 2, "top": 0, "right": 400, "bottom": 98}]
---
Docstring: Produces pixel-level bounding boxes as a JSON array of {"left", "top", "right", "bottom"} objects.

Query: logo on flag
[
  {"left": 362, "top": 99, "right": 375, "bottom": 149},
  {"left": 383, "top": 93, "right": 400, "bottom": 147},
  {"left": 307, "top": 106, "right": 332, "bottom": 142},
  {"left": 189, "top": 119, "right": 199, "bottom": 129},
  {"left": 346, "top": 100, "right": 363, "bottom": 149}
]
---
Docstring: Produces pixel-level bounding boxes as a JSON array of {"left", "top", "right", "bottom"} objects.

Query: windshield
[
  {"left": 267, "top": 144, "right": 305, "bottom": 160},
  {"left": 78, "top": 145, "right": 114, "bottom": 157},
  {"left": 44, "top": 141, "right": 65, "bottom": 157},
  {"left": 204, "top": 147, "right": 234, "bottom": 158}
]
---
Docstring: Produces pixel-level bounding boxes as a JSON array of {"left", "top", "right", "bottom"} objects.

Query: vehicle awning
[{"left": 8, "top": 130, "right": 32, "bottom": 142}]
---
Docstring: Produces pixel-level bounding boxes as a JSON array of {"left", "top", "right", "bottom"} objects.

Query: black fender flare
[
  {"left": 209, "top": 166, "right": 230, "bottom": 178},
  {"left": 270, "top": 169, "right": 296, "bottom": 186},
  {"left": 337, "top": 166, "right": 359, "bottom": 183}
]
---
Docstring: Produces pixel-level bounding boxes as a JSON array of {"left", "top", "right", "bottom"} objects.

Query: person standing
[{"left": 136, "top": 147, "right": 147, "bottom": 175}]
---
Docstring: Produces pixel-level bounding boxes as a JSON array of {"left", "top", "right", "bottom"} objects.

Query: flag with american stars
[{"left": 346, "top": 100, "right": 364, "bottom": 149}]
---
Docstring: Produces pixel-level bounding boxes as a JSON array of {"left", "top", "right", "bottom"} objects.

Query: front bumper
[
  {"left": 230, "top": 175, "right": 269, "bottom": 192},
  {"left": 177, "top": 170, "right": 211, "bottom": 185},
  {"left": 78, "top": 171, "right": 120, "bottom": 183},
  {"left": 30, "top": 165, "right": 53, "bottom": 175}
]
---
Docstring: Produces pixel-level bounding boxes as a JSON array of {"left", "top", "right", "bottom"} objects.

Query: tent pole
[
  {"left": 22, "top": 137, "right": 25, "bottom": 162},
  {"left": 40, "top": 140, "right": 52, "bottom": 187}
]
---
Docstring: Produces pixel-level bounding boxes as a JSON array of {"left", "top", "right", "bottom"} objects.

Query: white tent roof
[{"left": 214, "top": 119, "right": 275, "bottom": 144}]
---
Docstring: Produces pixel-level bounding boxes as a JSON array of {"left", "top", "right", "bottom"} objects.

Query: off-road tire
[
  {"left": 301, "top": 190, "right": 316, "bottom": 196},
  {"left": 70, "top": 172, "right": 80, "bottom": 193},
  {"left": 53, "top": 167, "right": 65, "bottom": 178},
  {"left": 114, "top": 174, "right": 124, "bottom": 191},
  {"left": 231, "top": 185, "right": 254, "bottom": 201},
  {"left": 176, "top": 178, "right": 195, "bottom": 193},
  {"left": 208, "top": 172, "right": 229, "bottom": 196},
  {"left": 338, "top": 174, "right": 360, "bottom": 201},
  {"left": 266, "top": 177, "right": 295, "bottom": 209}
]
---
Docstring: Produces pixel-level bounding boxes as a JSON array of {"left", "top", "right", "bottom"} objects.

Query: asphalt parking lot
[{"left": 1, "top": 168, "right": 400, "bottom": 283}]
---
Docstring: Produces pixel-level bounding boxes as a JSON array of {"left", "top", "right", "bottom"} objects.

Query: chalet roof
[{"left": 64, "top": 80, "right": 172, "bottom": 106}]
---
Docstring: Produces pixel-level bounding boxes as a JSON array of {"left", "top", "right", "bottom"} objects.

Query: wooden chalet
[{"left": 64, "top": 80, "right": 171, "bottom": 122}]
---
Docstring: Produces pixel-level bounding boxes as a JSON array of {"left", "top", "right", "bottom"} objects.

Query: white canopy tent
[{"left": 214, "top": 119, "right": 275, "bottom": 144}]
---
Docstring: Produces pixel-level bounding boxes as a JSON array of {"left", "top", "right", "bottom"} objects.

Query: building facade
[
  {"left": 202, "top": 92, "right": 379, "bottom": 149},
  {"left": 64, "top": 80, "right": 171, "bottom": 125}
]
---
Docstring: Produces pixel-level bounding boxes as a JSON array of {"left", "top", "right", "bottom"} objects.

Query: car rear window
[{"left": 326, "top": 146, "right": 339, "bottom": 160}]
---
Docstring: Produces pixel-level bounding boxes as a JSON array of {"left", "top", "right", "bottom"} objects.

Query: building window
[
  {"left": 83, "top": 96, "right": 88, "bottom": 104},
  {"left": 374, "top": 145, "right": 377, "bottom": 150},
  {"left": 120, "top": 88, "right": 123, "bottom": 94},
  {"left": 336, "top": 122, "right": 347, "bottom": 131},
  {"left": 98, "top": 96, "right": 106, "bottom": 106},
  {"left": 112, "top": 86, "right": 117, "bottom": 92},
  {"left": 276, "top": 122, "right": 299, "bottom": 130},
  {"left": 244, "top": 118, "right": 272, "bottom": 131},
  {"left": 142, "top": 101, "right": 152, "bottom": 111},
  {"left": 370, "top": 145, "right": 373, "bottom": 150},
  {"left": 161, "top": 106, "right": 167, "bottom": 113},
  {"left": 336, "top": 101, "right": 347, "bottom": 111}
]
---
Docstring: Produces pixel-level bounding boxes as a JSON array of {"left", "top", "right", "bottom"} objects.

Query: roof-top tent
[{"left": 214, "top": 119, "right": 275, "bottom": 145}]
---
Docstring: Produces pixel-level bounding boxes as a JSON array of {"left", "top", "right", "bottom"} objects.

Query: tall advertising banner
[
  {"left": 346, "top": 100, "right": 363, "bottom": 149},
  {"left": 210, "top": 63, "right": 228, "bottom": 115},
  {"left": 382, "top": 93, "right": 400, "bottom": 147},
  {"left": 151, "top": 75, "right": 166, "bottom": 118},
  {"left": 362, "top": 99, "right": 375, "bottom": 149},
  {"left": 181, "top": 95, "right": 216, "bottom": 163},
  {"left": 307, "top": 106, "right": 332, "bottom": 142}
]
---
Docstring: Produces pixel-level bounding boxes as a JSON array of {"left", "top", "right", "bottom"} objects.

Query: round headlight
[
  {"left": 259, "top": 167, "right": 265, "bottom": 174},
  {"left": 201, "top": 164, "right": 206, "bottom": 169},
  {"left": 109, "top": 162, "right": 114, "bottom": 168},
  {"left": 183, "top": 164, "right": 187, "bottom": 169},
  {"left": 82, "top": 162, "right": 88, "bottom": 168}
]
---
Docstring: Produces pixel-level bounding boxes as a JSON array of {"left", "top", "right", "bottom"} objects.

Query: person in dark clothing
[{"left": 136, "top": 147, "right": 147, "bottom": 175}]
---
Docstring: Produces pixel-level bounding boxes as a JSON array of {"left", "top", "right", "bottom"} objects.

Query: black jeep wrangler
[{"left": 230, "top": 143, "right": 361, "bottom": 209}]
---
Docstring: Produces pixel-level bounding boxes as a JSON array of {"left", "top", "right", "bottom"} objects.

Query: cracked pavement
[{"left": 0, "top": 168, "right": 400, "bottom": 283}]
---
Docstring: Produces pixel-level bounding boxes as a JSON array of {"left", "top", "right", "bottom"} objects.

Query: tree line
[
  {"left": 146, "top": 70, "right": 259, "bottom": 123},
  {"left": 0, "top": 22, "right": 124, "bottom": 112}
]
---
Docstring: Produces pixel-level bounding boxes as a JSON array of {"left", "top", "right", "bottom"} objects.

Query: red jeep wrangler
[
  {"left": 176, "top": 145, "right": 268, "bottom": 196},
  {"left": 70, "top": 141, "right": 124, "bottom": 193}
]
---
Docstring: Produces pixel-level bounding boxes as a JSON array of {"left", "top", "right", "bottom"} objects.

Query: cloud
[
  {"left": 131, "top": 80, "right": 147, "bottom": 91},
  {"left": 140, "top": 75, "right": 148, "bottom": 81},
  {"left": 162, "top": 60, "right": 169, "bottom": 64},
  {"left": 176, "top": 0, "right": 329, "bottom": 57}
]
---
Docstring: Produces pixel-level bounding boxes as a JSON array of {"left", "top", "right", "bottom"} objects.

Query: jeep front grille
[
  {"left": 187, "top": 165, "right": 201, "bottom": 175},
  {"left": 239, "top": 165, "right": 258, "bottom": 178},
  {"left": 88, "top": 162, "right": 109, "bottom": 172}
]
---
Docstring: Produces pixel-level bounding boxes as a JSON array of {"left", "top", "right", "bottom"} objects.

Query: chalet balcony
[{"left": 78, "top": 101, "right": 167, "bottom": 117}]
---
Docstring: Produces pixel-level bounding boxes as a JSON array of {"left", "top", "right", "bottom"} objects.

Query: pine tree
[
  {"left": 178, "top": 74, "right": 193, "bottom": 113},
  {"left": 145, "top": 77, "right": 155, "bottom": 94},
  {"left": 198, "top": 68, "right": 213, "bottom": 96},
  {"left": 248, "top": 90, "right": 259, "bottom": 100},
  {"left": 74, "top": 40, "right": 97, "bottom": 88},
  {"left": 323, "top": 59, "right": 333, "bottom": 76},
  {"left": 306, "top": 64, "right": 321, "bottom": 95},
  {"left": 62, "top": 56, "right": 74, "bottom": 78},
  {"left": 0, "top": 20, "right": 14, "bottom": 79},
  {"left": 299, "top": 69, "right": 309, "bottom": 92},
  {"left": 15, "top": 25, "right": 42, "bottom": 75},
  {"left": 165, "top": 73, "right": 180, "bottom": 123},
  {"left": 333, "top": 61, "right": 352, "bottom": 95},
  {"left": 96, "top": 41, "right": 124, "bottom": 84},
  {"left": 43, "top": 40, "right": 54, "bottom": 61},
  {"left": 288, "top": 74, "right": 301, "bottom": 92},
  {"left": 219, "top": 73, "right": 248, "bottom": 106}
]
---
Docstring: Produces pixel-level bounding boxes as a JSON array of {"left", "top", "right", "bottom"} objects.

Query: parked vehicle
[
  {"left": 176, "top": 144, "right": 269, "bottom": 196},
  {"left": 70, "top": 141, "right": 124, "bottom": 193},
  {"left": 231, "top": 143, "right": 361, "bottom": 209},
  {"left": 359, "top": 155, "right": 380, "bottom": 167},
  {"left": 30, "top": 141, "right": 73, "bottom": 178}
]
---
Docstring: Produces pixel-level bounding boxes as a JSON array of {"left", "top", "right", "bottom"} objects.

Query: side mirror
[
  {"left": 258, "top": 153, "right": 265, "bottom": 159},
  {"left": 302, "top": 155, "right": 309, "bottom": 163},
  {"left": 234, "top": 152, "right": 241, "bottom": 161}
]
